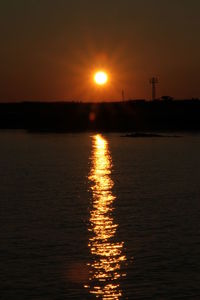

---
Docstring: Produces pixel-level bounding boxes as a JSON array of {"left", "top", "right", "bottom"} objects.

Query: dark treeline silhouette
[{"left": 0, "top": 100, "right": 200, "bottom": 132}]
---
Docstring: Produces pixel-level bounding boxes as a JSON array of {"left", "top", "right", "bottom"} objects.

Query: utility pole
[
  {"left": 122, "top": 89, "right": 125, "bottom": 101},
  {"left": 149, "top": 77, "right": 158, "bottom": 100}
]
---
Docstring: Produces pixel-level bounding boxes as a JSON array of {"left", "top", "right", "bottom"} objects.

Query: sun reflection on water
[{"left": 87, "top": 134, "right": 126, "bottom": 299}]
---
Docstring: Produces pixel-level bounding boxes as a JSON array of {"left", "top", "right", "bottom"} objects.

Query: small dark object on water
[{"left": 122, "top": 132, "right": 181, "bottom": 138}]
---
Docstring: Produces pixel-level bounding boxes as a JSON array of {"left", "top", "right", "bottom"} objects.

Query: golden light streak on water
[{"left": 87, "top": 134, "right": 126, "bottom": 299}]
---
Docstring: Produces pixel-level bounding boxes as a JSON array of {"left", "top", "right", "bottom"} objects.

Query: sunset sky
[{"left": 0, "top": 0, "right": 200, "bottom": 102}]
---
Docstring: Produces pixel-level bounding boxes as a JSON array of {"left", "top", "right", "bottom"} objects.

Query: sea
[{"left": 0, "top": 131, "right": 200, "bottom": 299}]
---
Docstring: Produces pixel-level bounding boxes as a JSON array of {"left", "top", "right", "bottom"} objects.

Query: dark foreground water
[{"left": 0, "top": 131, "right": 200, "bottom": 299}]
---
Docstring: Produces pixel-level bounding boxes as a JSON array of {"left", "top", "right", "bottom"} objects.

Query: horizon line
[{"left": 0, "top": 98, "right": 200, "bottom": 104}]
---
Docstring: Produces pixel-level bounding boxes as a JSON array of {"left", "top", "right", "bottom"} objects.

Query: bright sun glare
[{"left": 94, "top": 71, "right": 108, "bottom": 86}]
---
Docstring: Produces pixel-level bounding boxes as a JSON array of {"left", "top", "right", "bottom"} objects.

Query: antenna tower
[
  {"left": 149, "top": 77, "right": 158, "bottom": 100},
  {"left": 122, "top": 89, "right": 125, "bottom": 101}
]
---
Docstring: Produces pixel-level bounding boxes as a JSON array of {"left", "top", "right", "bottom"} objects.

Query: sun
[{"left": 94, "top": 71, "right": 108, "bottom": 85}]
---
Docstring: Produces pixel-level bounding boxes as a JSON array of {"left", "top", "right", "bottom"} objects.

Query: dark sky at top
[{"left": 0, "top": 0, "right": 200, "bottom": 101}]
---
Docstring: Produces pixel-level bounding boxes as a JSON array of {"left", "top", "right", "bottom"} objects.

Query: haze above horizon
[{"left": 0, "top": 0, "right": 199, "bottom": 102}]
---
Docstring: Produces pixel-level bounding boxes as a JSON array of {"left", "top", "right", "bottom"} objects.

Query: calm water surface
[{"left": 0, "top": 131, "right": 200, "bottom": 299}]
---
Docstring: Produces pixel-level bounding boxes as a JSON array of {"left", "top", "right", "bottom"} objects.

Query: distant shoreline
[{"left": 0, "top": 100, "right": 200, "bottom": 132}]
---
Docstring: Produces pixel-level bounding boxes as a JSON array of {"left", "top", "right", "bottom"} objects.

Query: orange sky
[{"left": 0, "top": 0, "right": 200, "bottom": 101}]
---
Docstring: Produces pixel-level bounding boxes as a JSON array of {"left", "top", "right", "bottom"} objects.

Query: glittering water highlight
[{"left": 86, "top": 134, "right": 126, "bottom": 299}]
